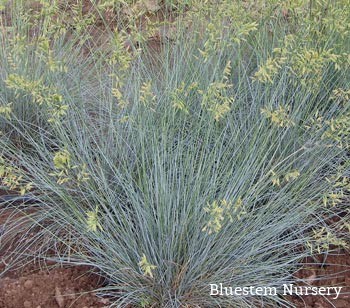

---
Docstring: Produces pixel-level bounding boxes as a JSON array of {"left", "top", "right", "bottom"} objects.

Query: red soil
[
  {"left": 289, "top": 251, "right": 350, "bottom": 307},
  {"left": 0, "top": 206, "right": 108, "bottom": 308},
  {"left": 0, "top": 264, "right": 108, "bottom": 308}
]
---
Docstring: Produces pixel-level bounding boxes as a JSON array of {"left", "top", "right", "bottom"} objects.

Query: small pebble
[
  {"left": 100, "top": 298, "right": 109, "bottom": 304},
  {"left": 55, "top": 286, "right": 65, "bottom": 308},
  {"left": 24, "top": 279, "right": 34, "bottom": 289},
  {"left": 64, "top": 288, "right": 76, "bottom": 300},
  {"left": 23, "top": 301, "right": 31, "bottom": 308}
]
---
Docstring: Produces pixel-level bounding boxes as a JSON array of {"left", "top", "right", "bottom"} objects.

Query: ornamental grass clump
[
  {"left": 1, "top": 1, "right": 350, "bottom": 307},
  {"left": 0, "top": 0, "right": 104, "bottom": 145}
]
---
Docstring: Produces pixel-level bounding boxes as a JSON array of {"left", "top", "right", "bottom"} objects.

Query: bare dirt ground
[
  {"left": 0, "top": 204, "right": 108, "bottom": 308},
  {"left": 0, "top": 263, "right": 107, "bottom": 308},
  {"left": 289, "top": 251, "right": 350, "bottom": 307}
]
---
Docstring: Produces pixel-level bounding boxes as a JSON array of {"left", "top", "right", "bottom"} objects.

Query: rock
[
  {"left": 306, "top": 269, "right": 317, "bottom": 284},
  {"left": 23, "top": 301, "right": 31, "bottom": 308},
  {"left": 99, "top": 298, "right": 109, "bottom": 304},
  {"left": 24, "top": 279, "right": 34, "bottom": 289},
  {"left": 55, "top": 286, "right": 65, "bottom": 308},
  {"left": 330, "top": 278, "right": 338, "bottom": 286},
  {"left": 64, "top": 288, "right": 76, "bottom": 300}
]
